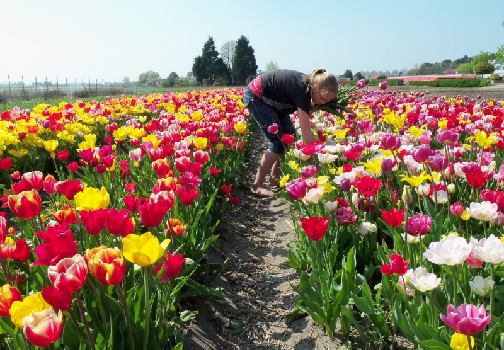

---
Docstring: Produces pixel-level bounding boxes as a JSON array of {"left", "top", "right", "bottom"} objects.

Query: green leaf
[
  {"left": 417, "top": 339, "right": 453, "bottom": 350},
  {"left": 61, "top": 320, "right": 82, "bottom": 350},
  {"left": 180, "top": 310, "right": 198, "bottom": 323}
]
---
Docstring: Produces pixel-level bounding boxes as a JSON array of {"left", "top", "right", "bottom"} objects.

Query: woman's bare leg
[{"left": 251, "top": 149, "right": 279, "bottom": 197}]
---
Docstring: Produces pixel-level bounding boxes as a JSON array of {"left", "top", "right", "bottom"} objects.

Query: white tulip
[{"left": 469, "top": 276, "right": 495, "bottom": 297}]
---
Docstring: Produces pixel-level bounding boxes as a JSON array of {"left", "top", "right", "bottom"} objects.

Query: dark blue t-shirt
[{"left": 260, "top": 69, "right": 311, "bottom": 114}]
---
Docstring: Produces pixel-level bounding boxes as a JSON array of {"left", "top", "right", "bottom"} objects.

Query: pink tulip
[
  {"left": 357, "top": 79, "right": 366, "bottom": 88},
  {"left": 440, "top": 304, "right": 491, "bottom": 335},
  {"left": 450, "top": 202, "right": 465, "bottom": 217},
  {"left": 378, "top": 81, "right": 388, "bottom": 90},
  {"left": 301, "top": 165, "right": 318, "bottom": 179},
  {"left": 406, "top": 214, "right": 432, "bottom": 236},
  {"left": 286, "top": 179, "right": 307, "bottom": 201},
  {"left": 427, "top": 154, "right": 448, "bottom": 171},
  {"left": 465, "top": 252, "right": 484, "bottom": 268},
  {"left": 267, "top": 123, "right": 279, "bottom": 134},
  {"left": 380, "top": 133, "right": 401, "bottom": 150},
  {"left": 411, "top": 145, "right": 433, "bottom": 163},
  {"left": 437, "top": 130, "right": 459, "bottom": 145}
]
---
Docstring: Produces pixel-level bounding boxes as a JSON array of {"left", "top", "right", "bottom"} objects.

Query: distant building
[{"left": 369, "top": 74, "right": 386, "bottom": 80}]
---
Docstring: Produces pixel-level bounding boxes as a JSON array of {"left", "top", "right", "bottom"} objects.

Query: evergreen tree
[
  {"left": 192, "top": 37, "right": 231, "bottom": 85},
  {"left": 232, "top": 35, "right": 258, "bottom": 85}
]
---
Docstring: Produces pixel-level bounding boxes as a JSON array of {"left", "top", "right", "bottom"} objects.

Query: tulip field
[{"left": 0, "top": 84, "right": 503, "bottom": 350}]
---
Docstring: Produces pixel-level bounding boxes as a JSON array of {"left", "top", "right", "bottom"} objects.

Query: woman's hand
[{"left": 297, "top": 108, "right": 315, "bottom": 145}]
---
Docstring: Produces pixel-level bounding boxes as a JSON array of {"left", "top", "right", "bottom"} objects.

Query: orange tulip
[{"left": 0, "top": 284, "right": 23, "bottom": 317}]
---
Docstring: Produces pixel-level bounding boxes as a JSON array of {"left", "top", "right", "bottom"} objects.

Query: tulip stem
[
  {"left": 143, "top": 266, "right": 151, "bottom": 350},
  {"left": 116, "top": 285, "right": 134, "bottom": 350},
  {"left": 0, "top": 255, "right": 11, "bottom": 284},
  {"left": 467, "top": 335, "right": 473, "bottom": 350},
  {"left": 75, "top": 292, "right": 96, "bottom": 350},
  {"left": 490, "top": 264, "right": 495, "bottom": 317},
  {"left": 452, "top": 265, "right": 458, "bottom": 306},
  {"left": 66, "top": 309, "right": 84, "bottom": 339},
  {"left": 403, "top": 204, "right": 409, "bottom": 260}
]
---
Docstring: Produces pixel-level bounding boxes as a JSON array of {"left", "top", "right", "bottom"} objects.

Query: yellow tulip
[
  {"left": 450, "top": 333, "right": 474, "bottom": 350},
  {"left": 122, "top": 232, "right": 170, "bottom": 266},
  {"left": 43, "top": 140, "right": 58, "bottom": 153},
  {"left": 74, "top": 186, "right": 110, "bottom": 211},
  {"left": 193, "top": 137, "right": 208, "bottom": 150},
  {"left": 9, "top": 292, "right": 52, "bottom": 328},
  {"left": 234, "top": 122, "right": 246, "bottom": 134}
]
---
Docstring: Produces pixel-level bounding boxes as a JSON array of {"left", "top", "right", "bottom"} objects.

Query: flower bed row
[
  {"left": 281, "top": 86, "right": 504, "bottom": 349},
  {"left": 0, "top": 89, "right": 248, "bottom": 349}
]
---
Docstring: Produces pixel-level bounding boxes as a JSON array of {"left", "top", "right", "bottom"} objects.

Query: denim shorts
[{"left": 243, "top": 86, "right": 295, "bottom": 154}]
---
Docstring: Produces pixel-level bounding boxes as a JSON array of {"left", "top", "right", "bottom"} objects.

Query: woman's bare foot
[
  {"left": 268, "top": 178, "right": 280, "bottom": 187},
  {"left": 251, "top": 186, "right": 274, "bottom": 198}
]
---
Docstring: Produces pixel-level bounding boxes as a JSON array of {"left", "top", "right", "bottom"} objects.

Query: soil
[{"left": 181, "top": 88, "right": 503, "bottom": 350}]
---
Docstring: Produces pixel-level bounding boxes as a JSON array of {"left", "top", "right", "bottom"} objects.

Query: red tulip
[
  {"left": 43, "top": 175, "right": 57, "bottom": 195},
  {"left": 66, "top": 162, "right": 79, "bottom": 172},
  {"left": 32, "top": 225, "right": 78, "bottom": 266},
  {"left": 23, "top": 309, "right": 64, "bottom": 347},
  {"left": 80, "top": 209, "right": 107, "bottom": 235},
  {"left": 105, "top": 209, "right": 135, "bottom": 237},
  {"left": 176, "top": 187, "right": 201, "bottom": 206},
  {"left": 221, "top": 184, "right": 232, "bottom": 195},
  {"left": 41, "top": 286, "right": 73, "bottom": 311},
  {"left": 0, "top": 216, "right": 5, "bottom": 243},
  {"left": 465, "top": 167, "right": 492, "bottom": 189},
  {"left": 380, "top": 254, "right": 408, "bottom": 276},
  {"left": 380, "top": 208, "right": 405, "bottom": 228},
  {"left": 0, "top": 157, "right": 13, "bottom": 171},
  {"left": 55, "top": 180, "right": 84, "bottom": 200},
  {"left": 300, "top": 216, "right": 330, "bottom": 241},
  {"left": 8, "top": 190, "right": 42, "bottom": 219},
  {"left": 12, "top": 238, "right": 30, "bottom": 262},
  {"left": 56, "top": 150, "right": 70, "bottom": 161},
  {"left": 166, "top": 218, "right": 186, "bottom": 236},
  {"left": 152, "top": 159, "right": 172, "bottom": 178},
  {"left": 48, "top": 254, "right": 88, "bottom": 293},
  {"left": 153, "top": 252, "right": 186, "bottom": 282},
  {"left": 353, "top": 176, "right": 382, "bottom": 198},
  {"left": 209, "top": 167, "right": 221, "bottom": 176}
]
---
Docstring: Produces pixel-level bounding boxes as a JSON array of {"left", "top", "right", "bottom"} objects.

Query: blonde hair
[{"left": 305, "top": 68, "right": 338, "bottom": 94}]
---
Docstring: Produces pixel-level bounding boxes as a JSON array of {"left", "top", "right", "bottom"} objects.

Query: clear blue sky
[{"left": 2, "top": 0, "right": 503, "bottom": 83}]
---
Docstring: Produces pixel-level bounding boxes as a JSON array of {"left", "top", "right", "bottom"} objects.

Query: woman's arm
[{"left": 297, "top": 107, "right": 315, "bottom": 145}]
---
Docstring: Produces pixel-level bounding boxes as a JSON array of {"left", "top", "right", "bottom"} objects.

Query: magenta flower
[
  {"left": 286, "top": 179, "right": 307, "bottom": 201},
  {"left": 406, "top": 214, "right": 432, "bottom": 236},
  {"left": 427, "top": 154, "right": 448, "bottom": 171},
  {"left": 357, "top": 79, "right": 366, "bottom": 88},
  {"left": 411, "top": 145, "right": 433, "bottom": 163},
  {"left": 440, "top": 304, "right": 491, "bottom": 335},
  {"left": 380, "top": 133, "right": 401, "bottom": 150},
  {"left": 450, "top": 202, "right": 465, "bottom": 217},
  {"left": 381, "top": 159, "right": 394, "bottom": 173},
  {"left": 267, "top": 123, "right": 279, "bottom": 134},
  {"left": 378, "top": 81, "right": 388, "bottom": 90},
  {"left": 437, "top": 130, "right": 459, "bottom": 145},
  {"left": 301, "top": 165, "right": 318, "bottom": 179}
]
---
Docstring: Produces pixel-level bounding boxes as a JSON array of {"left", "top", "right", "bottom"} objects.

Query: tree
[
  {"left": 471, "top": 52, "right": 496, "bottom": 66},
  {"left": 137, "top": 71, "right": 160, "bottom": 86},
  {"left": 342, "top": 69, "right": 353, "bottom": 80},
  {"left": 232, "top": 35, "right": 258, "bottom": 85},
  {"left": 457, "top": 63, "right": 473, "bottom": 74},
  {"left": 122, "top": 76, "right": 131, "bottom": 87},
  {"left": 496, "top": 45, "right": 504, "bottom": 64},
  {"left": 354, "top": 72, "right": 364, "bottom": 80},
  {"left": 220, "top": 41, "right": 236, "bottom": 71},
  {"left": 473, "top": 62, "right": 495, "bottom": 75},
  {"left": 265, "top": 61, "right": 279, "bottom": 71},
  {"left": 167, "top": 72, "right": 179, "bottom": 87},
  {"left": 192, "top": 37, "right": 231, "bottom": 85}
]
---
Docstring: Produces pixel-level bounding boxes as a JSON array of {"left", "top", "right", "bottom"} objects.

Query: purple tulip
[
  {"left": 427, "top": 154, "right": 448, "bottom": 171},
  {"left": 440, "top": 304, "right": 491, "bottom": 335},
  {"left": 411, "top": 145, "right": 433, "bottom": 163},
  {"left": 286, "top": 179, "right": 307, "bottom": 201},
  {"left": 406, "top": 214, "right": 432, "bottom": 236},
  {"left": 378, "top": 81, "right": 388, "bottom": 90},
  {"left": 380, "top": 133, "right": 401, "bottom": 150},
  {"left": 340, "top": 178, "right": 351, "bottom": 192},
  {"left": 437, "top": 130, "right": 459, "bottom": 145},
  {"left": 357, "top": 79, "right": 366, "bottom": 88},
  {"left": 301, "top": 165, "right": 318, "bottom": 179},
  {"left": 381, "top": 158, "right": 393, "bottom": 173}
]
